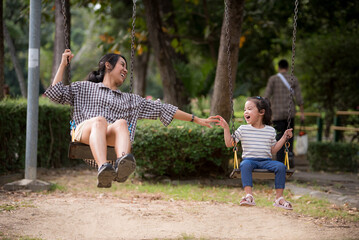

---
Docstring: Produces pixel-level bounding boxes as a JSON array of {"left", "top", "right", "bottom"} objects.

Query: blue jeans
[{"left": 240, "top": 158, "right": 286, "bottom": 189}]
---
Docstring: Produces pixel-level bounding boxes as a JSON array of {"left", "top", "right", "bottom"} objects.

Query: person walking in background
[{"left": 264, "top": 59, "right": 304, "bottom": 167}]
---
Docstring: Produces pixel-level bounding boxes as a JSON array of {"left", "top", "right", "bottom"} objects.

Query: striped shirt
[
  {"left": 264, "top": 72, "right": 304, "bottom": 121},
  {"left": 233, "top": 125, "right": 277, "bottom": 159},
  {"left": 45, "top": 81, "right": 178, "bottom": 142}
]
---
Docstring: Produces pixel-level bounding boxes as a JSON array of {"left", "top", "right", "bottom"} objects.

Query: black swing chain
[
  {"left": 224, "top": 0, "right": 237, "bottom": 150},
  {"left": 286, "top": 0, "right": 299, "bottom": 151},
  {"left": 129, "top": 0, "right": 137, "bottom": 94},
  {"left": 61, "top": 0, "right": 74, "bottom": 123},
  {"left": 126, "top": 0, "right": 137, "bottom": 136},
  {"left": 61, "top": 0, "right": 71, "bottom": 85}
]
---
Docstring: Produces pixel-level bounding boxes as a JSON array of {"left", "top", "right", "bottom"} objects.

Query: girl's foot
[
  {"left": 273, "top": 196, "right": 293, "bottom": 210},
  {"left": 240, "top": 193, "right": 256, "bottom": 206}
]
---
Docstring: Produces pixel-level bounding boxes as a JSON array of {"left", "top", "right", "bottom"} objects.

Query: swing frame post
[{"left": 4, "top": 0, "right": 51, "bottom": 191}]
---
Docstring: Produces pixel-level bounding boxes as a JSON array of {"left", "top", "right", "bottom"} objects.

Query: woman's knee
[
  {"left": 111, "top": 119, "right": 129, "bottom": 133},
  {"left": 113, "top": 119, "right": 127, "bottom": 128},
  {"left": 91, "top": 116, "right": 107, "bottom": 128}
]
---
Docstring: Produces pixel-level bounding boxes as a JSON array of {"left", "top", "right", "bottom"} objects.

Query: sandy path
[
  {"left": 0, "top": 192, "right": 357, "bottom": 240},
  {"left": 1, "top": 168, "right": 358, "bottom": 240}
]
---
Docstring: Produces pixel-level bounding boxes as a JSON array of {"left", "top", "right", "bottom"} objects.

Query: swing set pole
[
  {"left": 4, "top": 0, "right": 51, "bottom": 191},
  {"left": 25, "top": 0, "right": 42, "bottom": 180}
]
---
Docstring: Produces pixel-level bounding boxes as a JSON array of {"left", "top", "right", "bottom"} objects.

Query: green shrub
[
  {"left": 1, "top": 99, "right": 235, "bottom": 177},
  {"left": 132, "top": 120, "right": 234, "bottom": 178},
  {"left": 0, "top": 98, "right": 77, "bottom": 174},
  {"left": 307, "top": 142, "right": 358, "bottom": 172}
]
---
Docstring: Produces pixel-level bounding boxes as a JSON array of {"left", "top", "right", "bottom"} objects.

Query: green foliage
[
  {"left": 307, "top": 142, "right": 359, "bottom": 172},
  {"left": 1, "top": 99, "right": 233, "bottom": 177},
  {"left": 0, "top": 98, "right": 78, "bottom": 174},
  {"left": 132, "top": 120, "right": 233, "bottom": 178},
  {"left": 297, "top": 31, "right": 359, "bottom": 112}
]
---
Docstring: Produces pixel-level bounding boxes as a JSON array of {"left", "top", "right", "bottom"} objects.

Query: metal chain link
[
  {"left": 61, "top": 0, "right": 71, "bottom": 84},
  {"left": 61, "top": 0, "right": 74, "bottom": 123},
  {"left": 129, "top": 0, "right": 137, "bottom": 94},
  {"left": 224, "top": 0, "right": 236, "bottom": 147},
  {"left": 286, "top": 0, "right": 299, "bottom": 134}
]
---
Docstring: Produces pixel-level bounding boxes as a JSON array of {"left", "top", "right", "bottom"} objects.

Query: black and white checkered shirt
[{"left": 45, "top": 81, "right": 178, "bottom": 142}]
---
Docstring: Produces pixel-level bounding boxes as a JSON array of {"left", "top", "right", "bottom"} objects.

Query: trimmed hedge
[
  {"left": 133, "top": 120, "right": 233, "bottom": 178},
  {"left": 1, "top": 99, "right": 234, "bottom": 178},
  {"left": 307, "top": 142, "right": 358, "bottom": 172},
  {"left": 0, "top": 98, "right": 76, "bottom": 174}
]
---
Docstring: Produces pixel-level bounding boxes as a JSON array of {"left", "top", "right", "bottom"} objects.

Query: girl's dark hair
[
  {"left": 247, "top": 96, "right": 272, "bottom": 125},
  {"left": 86, "top": 53, "right": 127, "bottom": 83}
]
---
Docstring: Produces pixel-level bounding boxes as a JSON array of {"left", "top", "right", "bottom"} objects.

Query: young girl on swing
[{"left": 213, "top": 96, "right": 293, "bottom": 210}]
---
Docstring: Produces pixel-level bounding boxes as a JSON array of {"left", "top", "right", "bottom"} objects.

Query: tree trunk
[
  {"left": 51, "top": 0, "right": 70, "bottom": 85},
  {"left": 3, "top": 23, "right": 27, "bottom": 97},
  {"left": 143, "top": 0, "right": 189, "bottom": 109},
  {"left": 133, "top": 48, "right": 150, "bottom": 97},
  {"left": 210, "top": 0, "right": 245, "bottom": 122},
  {"left": 0, "top": 0, "right": 4, "bottom": 100}
]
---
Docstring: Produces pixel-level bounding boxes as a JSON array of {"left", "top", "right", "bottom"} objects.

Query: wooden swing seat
[
  {"left": 68, "top": 142, "right": 117, "bottom": 161},
  {"left": 230, "top": 168, "right": 295, "bottom": 180}
]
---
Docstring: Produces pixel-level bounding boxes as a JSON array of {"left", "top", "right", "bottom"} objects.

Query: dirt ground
[{"left": 0, "top": 168, "right": 358, "bottom": 240}]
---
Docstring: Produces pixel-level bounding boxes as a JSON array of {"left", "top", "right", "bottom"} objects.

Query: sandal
[
  {"left": 273, "top": 196, "right": 293, "bottom": 210},
  {"left": 240, "top": 194, "right": 256, "bottom": 206}
]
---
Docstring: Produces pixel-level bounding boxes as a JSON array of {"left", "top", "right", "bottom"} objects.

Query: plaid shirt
[
  {"left": 264, "top": 72, "right": 304, "bottom": 121},
  {"left": 45, "top": 81, "right": 178, "bottom": 142}
]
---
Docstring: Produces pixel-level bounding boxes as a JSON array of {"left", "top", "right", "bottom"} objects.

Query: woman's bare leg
[
  {"left": 106, "top": 119, "right": 135, "bottom": 182},
  {"left": 80, "top": 117, "right": 108, "bottom": 167},
  {"left": 106, "top": 119, "right": 131, "bottom": 157}
]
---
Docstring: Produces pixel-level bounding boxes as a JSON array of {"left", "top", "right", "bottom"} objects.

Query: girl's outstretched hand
[
  {"left": 209, "top": 115, "right": 229, "bottom": 130},
  {"left": 284, "top": 128, "right": 293, "bottom": 139},
  {"left": 195, "top": 116, "right": 218, "bottom": 128}
]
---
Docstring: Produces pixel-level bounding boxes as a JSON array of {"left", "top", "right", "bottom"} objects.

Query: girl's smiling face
[{"left": 244, "top": 100, "right": 264, "bottom": 127}]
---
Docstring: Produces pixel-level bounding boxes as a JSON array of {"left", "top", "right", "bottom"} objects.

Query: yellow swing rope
[
  {"left": 284, "top": 142, "right": 291, "bottom": 170},
  {"left": 232, "top": 142, "right": 239, "bottom": 169}
]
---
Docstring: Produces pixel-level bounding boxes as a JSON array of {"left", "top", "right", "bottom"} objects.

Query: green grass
[
  {"left": 0, "top": 232, "right": 43, "bottom": 240},
  {"left": 48, "top": 183, "right": 67, "bottom": 192},
  {"left": 42, "top": 173, "right": 359, "bottom": 223},
  {"left": 108, "top": 180, "right": 359, "bottom": 222},
  {"left": 0, "top": 204, "right": 18, "bottom": 212},
  {"left": 0, "top": 201, "right": 36, "bottom": 213}
]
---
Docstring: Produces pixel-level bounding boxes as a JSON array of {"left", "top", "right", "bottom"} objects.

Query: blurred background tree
[{"left": 2, "top": 0, "right": 358, "bottom": 133}]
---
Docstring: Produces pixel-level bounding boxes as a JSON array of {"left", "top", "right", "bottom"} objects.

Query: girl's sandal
[
  {"left": 273, "top": 196, "right": 293, "bottom": 210},
  {"left": 240, "top": 194, "right": 256, "bottom": 206}
]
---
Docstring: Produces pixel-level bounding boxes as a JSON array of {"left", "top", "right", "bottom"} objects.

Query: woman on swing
[{"left": 45, "top": 49, "right": 216, "bottom": 188}]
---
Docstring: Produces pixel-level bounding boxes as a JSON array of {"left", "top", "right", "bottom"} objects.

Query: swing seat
[
  {"left": 68, "top": 142, "right": 117, "bottom": 161},
  {"left": 229, "top": 168, "right": 295, "bottom": 180}
]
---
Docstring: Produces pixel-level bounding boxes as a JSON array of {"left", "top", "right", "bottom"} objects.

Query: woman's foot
[
  {"left": 273, "top": 196, "right": 293, "bottom": 210},
  {"left": 114, "top": 154, "right": 136, "bottom": 182},
  {"left": 240, "top": 193, "right": 256, "bottom": 206},
  {"left": 97, "top": 163, "right": 116, "bottom": 188}
]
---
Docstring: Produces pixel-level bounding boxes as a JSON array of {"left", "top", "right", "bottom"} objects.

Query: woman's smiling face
[{"left": 110, "top": 57, "right": 128, "bottom": 86}]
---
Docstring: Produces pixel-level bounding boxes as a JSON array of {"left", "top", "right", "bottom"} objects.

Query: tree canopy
[{"left": 2, "top": 0, "right": 358, "bottom": 125}]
